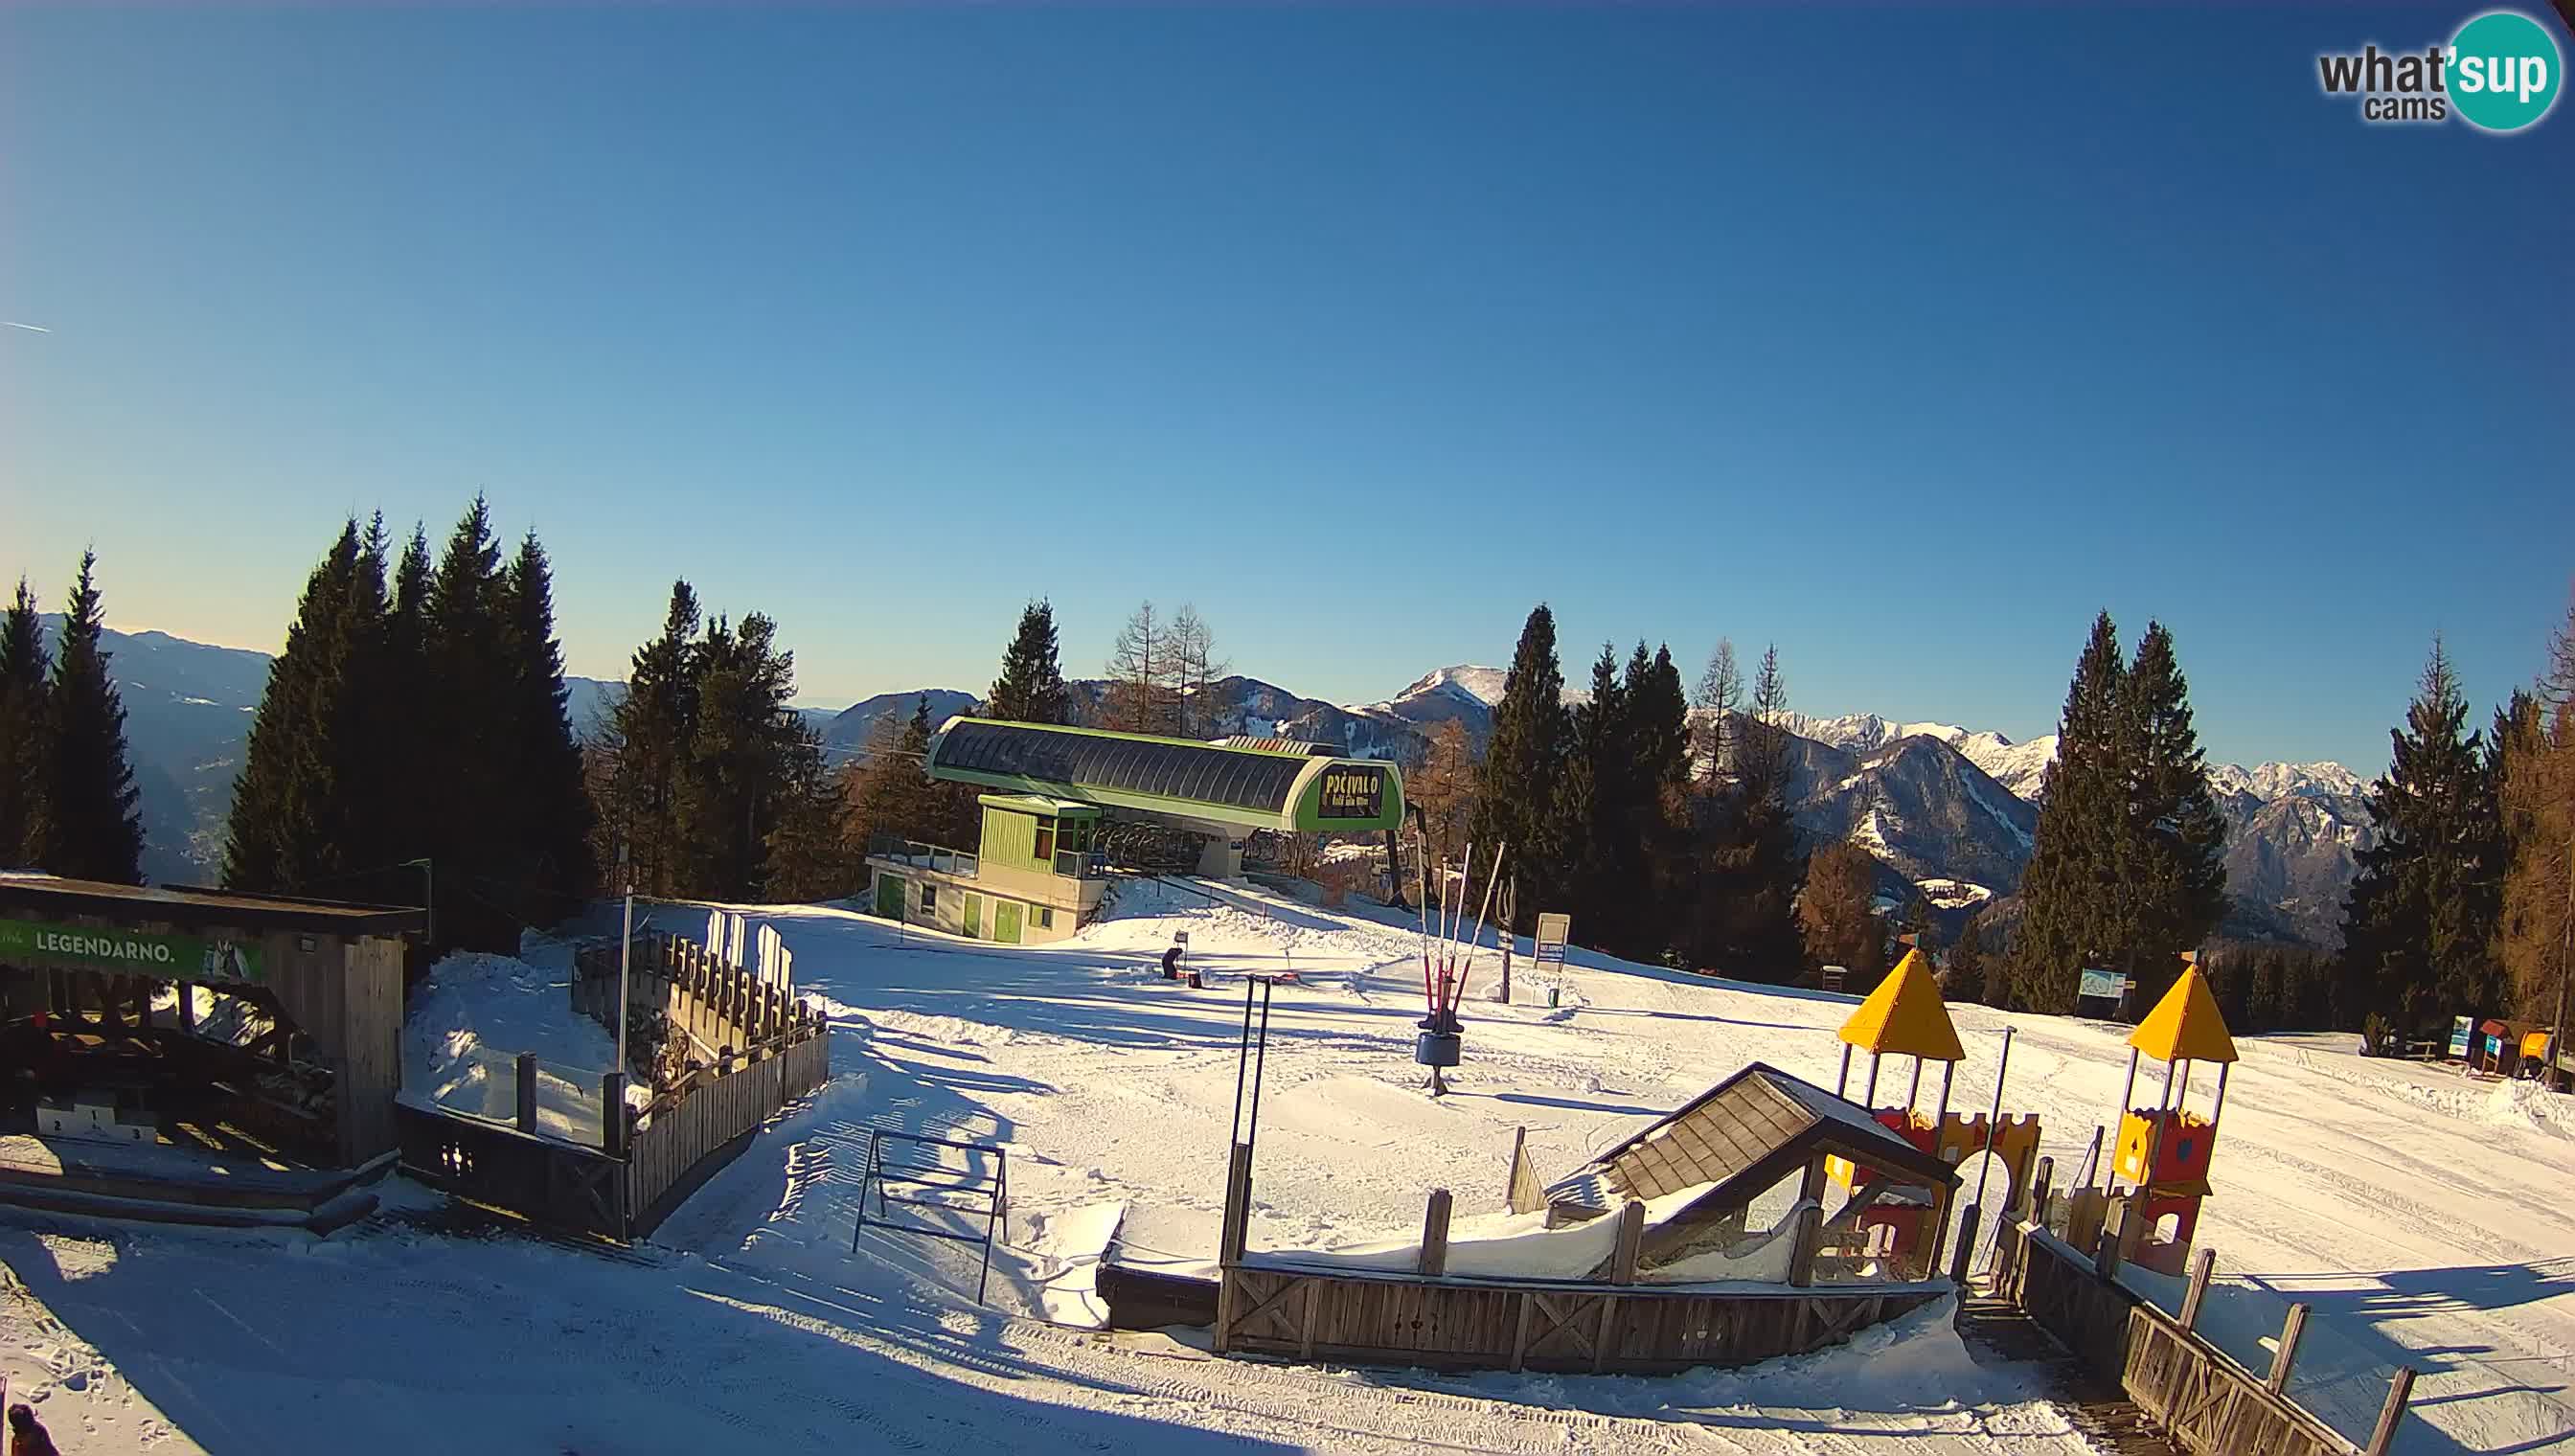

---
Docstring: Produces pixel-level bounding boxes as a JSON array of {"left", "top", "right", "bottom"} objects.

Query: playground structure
[
  {"left": 2106, "top": 957, "right": 2237, "bottom": 1277},
  {"left": 1827, "top": 947, "right": 2042, "bottom": 1278}
]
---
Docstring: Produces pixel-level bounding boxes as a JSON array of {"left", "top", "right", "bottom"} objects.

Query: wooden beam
[
  {"left": 2178, "top": 1246, "right": 2216, "bottom": 1331},
  {"left": 1609, "top": 1199, "right": 1645, "bottom": 1285},
  {"left": 1591, "top": 1292, "right": 1620, "bottom": 1374},
  {"left": 2266, "top": 1303, "right": 2310, "bottom": 1393},
  {"left": 2364, "top": 1367, "right": 2416, "bottom": 1456},
  {"left": 1298, "top": 1278, "right": 1320, "bottom": 1361},
  {"left": 1509, "top": 1291, "right": 1536, "bottom": 1373},
  {"left": 1788, "top": 1154, "right": 1830, "bottom": 1287},
  {"left": 516, "top": 1052, "right": 539, "bottom": 1137},
  {"left": 1419, "top": 1189, "right": 1453, "bottom": 1276}
]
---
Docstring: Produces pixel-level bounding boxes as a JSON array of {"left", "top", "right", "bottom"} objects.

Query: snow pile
[
  {"left": 399, "top": 948, "right": 630, "bottom": 1145},
  {"left": 2480, "top": 1077, "right": 2575, "bottom": 1138}
]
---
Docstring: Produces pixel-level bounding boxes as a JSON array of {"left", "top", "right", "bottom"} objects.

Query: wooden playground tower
[
  {"left": 2108, "top": 956, "right": 2238, "bottom": 1276},
  {"left": 1830, "top": 947, "right": 2041, "bottom": 1276}
]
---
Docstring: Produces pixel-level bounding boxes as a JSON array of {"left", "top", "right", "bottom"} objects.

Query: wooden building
[{"left": 0, "top": 876, "right": 422, "bottom": 1171}]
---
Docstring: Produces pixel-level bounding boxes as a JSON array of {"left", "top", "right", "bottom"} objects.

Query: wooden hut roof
[
  {"left": 1542, "top": 1062, "right": 1958, "bottom": 1222},
  {"left": 0, "top": 875, "right": 426, "bottom": 938},
  {"left": 2129, "top": 966, "right": 2238, "bottom": 1065},
  {"left": 1837, "top": 948, "right": 1965, "bottom": 1062}
]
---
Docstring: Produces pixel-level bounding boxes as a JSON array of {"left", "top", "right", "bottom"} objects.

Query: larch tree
[
  {"left": 1799, "top": 840, "right": 1886, "bottom": 981},
  {"left": 0, "top": 578, "right": 53, "bottom": 864},
  {"left": 1405, "top": 719, "right": 1478, "bottom": 866},
  {"left": 1104, "top": 602, "right": 1177, "bottom": 736},
  {"left": 1694, "top": 637, "right": 1743, "bottom": 786},
  {"left": 988, "top": 600, "right": 1070, "bottom": 725},
  {"left": 33, "top": 552, "right": 145, "bottom": 883},
  {"left": 1169, "top": 604, "right": 1227, "bottom": 739}
]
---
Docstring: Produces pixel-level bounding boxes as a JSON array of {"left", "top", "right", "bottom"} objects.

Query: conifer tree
[
  {"left": 1694, "top": 638, "right": 1743, "bottom": 784},
  {"left": 422, "top": 496, "right": 513, "bottom": 937},
  {"left": 2008, "top": 612, "right": 2130, "bottom": 1012},
  {"left": 1471, "top": 604, "right": 1567, "bottom": 930},
  {"left": 2340, "top": 640, "right": 2505, "bottom": 1029},
  {"left": 1946, "top": 911, "right": 1988, "bottom": 1005},
  {"left": 1553, "top": 644, "right": 1626, "bottom": 943},
  {"left": 33, "top": 552, "right": 144, "bottom": 882},
  {"left": 2116, "top": 623, "right": 2230, "bottom": 1008},
  {"left": 988, "top": 600, "right": 1070, "bottom": 724},
  {"left": 498, "top": 530, "right": 597, "bottom": 917},
  {"left": 761, "top": 717, "right": 852, "bottom": 901},
  {"left": 0, "top": 579, "right": 51, "bottom": 864},
  {"left": 224, "top": 520, "right": 372, "bottom": 891},
  {"left": 1406, "top": 720, "right": 1479, "bottom": 866},
  {"left": 2495, "top": 686, "right": 2570, "bottom": 1021},
  {"left": 367, "top": 524, "right": 436, "bottom": 883},
  {"left": 1799, "top": 841, "right": 1886, "bottom": 980},
  {"left": 1685, "top": 644, "right": 1805, "bottom": 980},
  {"left": 604, "top": 581, "right": 704, "bottom": 897},
  {"left": 1621, "top": 642, "right": 1693, "bottom": 955}
]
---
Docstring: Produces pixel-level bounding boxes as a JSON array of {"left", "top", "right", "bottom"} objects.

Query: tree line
[
  {"left": 0, "top": 554, "right": 148, "bottom": 883},
  {"left": 219, "top": 502, "right": 594, "bottom": 950}
]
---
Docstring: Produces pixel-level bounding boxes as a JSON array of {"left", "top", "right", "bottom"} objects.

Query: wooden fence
[
  {"left": 1993, "top": 1212, "right": 2413, "bottom": 1456},
  {"left": 627, "top": 1031, "right": 831, "bottom": 1237},
  {"left": 573, "top": 931, "right": 818, "bottom": 1059},
  {"left": 399, "top": 930, "right": 832, "bottom": 1241},
  {"left": 1216, "top": 1262, "right": 1944, "bottom": 1375}
]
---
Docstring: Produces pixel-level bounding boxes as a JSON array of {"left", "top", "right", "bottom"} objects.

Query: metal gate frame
[{"left": 851, "top": 1126, "right": 1012, "bottom": 1304}]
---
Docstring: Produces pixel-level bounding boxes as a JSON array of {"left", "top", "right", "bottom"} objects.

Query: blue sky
[{"left": 4, "top": 5, "right": 2569, "bottom": 773}]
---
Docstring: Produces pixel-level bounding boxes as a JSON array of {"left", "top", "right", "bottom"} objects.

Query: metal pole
[
  {"left": 1836, "top": 1042, "right": 1854, "bottom": 1098},
  {"left": 617, "top": 842, "right": 635, "bottom": 1078},
  {"left": 1906, "top": 1057, "right": 1925, "bottom": 1112},
  {"left": 2209, "top": 1060, "right": 2231, "bottom": 1130},
  {"left": 1971, "top": 1028, "right": 2015, "bottom": 1224},
  {"left": 1863, "top": 1053, "right": 1881, "bottom": 1107}
]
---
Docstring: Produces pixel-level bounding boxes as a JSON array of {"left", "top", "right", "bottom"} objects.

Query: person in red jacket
[{"left": 10, "top": 1401, "right": 65, "bottom": 1456}]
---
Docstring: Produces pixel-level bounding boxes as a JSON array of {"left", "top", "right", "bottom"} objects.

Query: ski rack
[{"left": 851, "top": 1126, "right": 1012, "bottom": 1305}]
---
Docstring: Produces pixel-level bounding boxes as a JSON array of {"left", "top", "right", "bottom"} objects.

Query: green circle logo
[{"left": 2450, "top": 11, "right": 2563, "bottom": 131}]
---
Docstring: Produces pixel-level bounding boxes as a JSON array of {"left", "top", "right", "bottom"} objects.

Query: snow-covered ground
[{"left": 6, "top": 880, "right": 2572, "bottom": 1454}]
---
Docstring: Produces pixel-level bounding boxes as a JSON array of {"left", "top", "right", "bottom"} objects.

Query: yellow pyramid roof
[
  {"left": 2129, "top": 967, "right": 2238, "bottom": 1064},
  {"left": 1838, "top": 948, "right": 1965, "bottom": 1062}
]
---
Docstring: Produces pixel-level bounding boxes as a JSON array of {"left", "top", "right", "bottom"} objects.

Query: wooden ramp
[
  {"left": 0, "top": 1132, "right": 390, "bottom": 1234},
  {"left": 1957, "top": 1296, "right": 2185, "bottom": 1455}
]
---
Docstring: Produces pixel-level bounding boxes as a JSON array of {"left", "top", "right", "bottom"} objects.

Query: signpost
[
  {"left": 2075, "top": 967, "right": 2132, "bottom": 1019},
  {"left": 2449, "top": 1015, "right": 2475, "bottom": 1061},
  {"left": 1534, "top": 912, "right": 1570, "bottom": 1008}
]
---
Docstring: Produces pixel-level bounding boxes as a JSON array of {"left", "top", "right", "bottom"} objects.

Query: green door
[
  {"left": 964, "top": 894, "right": 982, "bottom": 939},
  {"left": 877, "top": 876, "right": 903, "bottom": 918},
  {"left": 994, "top": 899, "right": 1023, "bottom": 944}
]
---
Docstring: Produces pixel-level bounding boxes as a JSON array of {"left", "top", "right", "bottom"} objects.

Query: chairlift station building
[{"left": 864, "top": 717, "right": 1405, "bottom": 944}]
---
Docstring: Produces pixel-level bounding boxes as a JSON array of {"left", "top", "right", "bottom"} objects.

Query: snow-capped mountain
[{"left": 2209, "top": 761, "right": 2368, "bottom": 803}]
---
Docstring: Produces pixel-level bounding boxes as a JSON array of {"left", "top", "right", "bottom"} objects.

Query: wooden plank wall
[
  {"left": 1215, "top": 1265, "right": 1942, "bottom": 1375},
  {"left": 625, "top": 1027, "right": 832, "bottom": 1236},
  {"left": 573, "top": 933, "right": 816, "bottom": 1058},
  {"left": 335, "top": 935, "right": 406, "bottom": 1164},
  {"left": 396, "top": 1103, "right": 629, "bottom": 1240}
]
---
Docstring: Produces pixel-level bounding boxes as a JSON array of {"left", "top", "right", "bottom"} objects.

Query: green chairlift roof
[{"left": 926, "top": 717, "right": 1405, "bottom": 834}]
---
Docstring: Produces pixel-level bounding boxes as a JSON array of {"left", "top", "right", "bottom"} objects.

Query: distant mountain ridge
[{"left": 38, "top": 628, "right": 2375, "bottom": 947}]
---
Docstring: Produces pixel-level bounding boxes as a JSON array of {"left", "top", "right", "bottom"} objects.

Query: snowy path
[{"left": 6, "top": 880, "right": 2570, "bottom": 1453}]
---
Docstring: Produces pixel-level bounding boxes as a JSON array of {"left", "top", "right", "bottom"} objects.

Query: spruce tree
[
  {"left": 33, "top": 552, "right": 145, "bottom": 883},
  {"left": 1553, "top": 644, "right": 1626, "bottom": 944},
  {"left": 2339, "top": 640, "right": 2505, "bottom": 1029},
  {"left": 2009, "top": 612, "right": 2129, "bottom": 1012},
  {"left": 224, "top": 520, "right": 370, "bottom": 892},
  {"left": 761, "top": 717, "right": 850, "bottom": 901},
  {"left": 0, "top": 579, "right": 51, "bottom": 864},
  {"left": 674, "top": 612, "right": 801, "bottom": 899},
  {"left": 1947, "top": 911, "right": 1988, "bottom": 1005},
  {"left": 422, "top": 497, "right": 515, "bottom": 944},
  {"left": 499, "top": 530, "right": 597, "bottom": 917},
  {"left": 605, "top": 581, "right": 704, "bottom": 897},
  {"left": 989, "top": 600, "right": 1070, "bottom": 724},
  {"left": 2116, "top": 623, "right": 2229, "bottom": 1008},
  {"left": 369, "top": 524, "right": 437, "bottom": 886},
  {"left": 1471, "top": 604, "right": 1567, "bottom": 930},
  {"left": 1620, "top": 642, "right": 1692, "bottom": 956}
]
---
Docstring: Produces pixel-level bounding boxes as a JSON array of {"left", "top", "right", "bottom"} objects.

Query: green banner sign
[{"left": 0, "top": 917, "right": 262, "bottom": 984}]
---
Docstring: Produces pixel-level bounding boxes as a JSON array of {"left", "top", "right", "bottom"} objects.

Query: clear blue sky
[{"left": 5, "top": 5, "right": 2569, "bottom": 773}]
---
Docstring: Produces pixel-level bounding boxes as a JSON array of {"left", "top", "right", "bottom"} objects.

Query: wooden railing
[
  {"left": 1216, "top": 1261, "right": 1944, "bottom": 1375},
  {"left": 1993, "top": 1209, "right": 2414, "bottom": 1456},
  {"left": 399, "top": 931, "right": 831, "bottom": 1241}
]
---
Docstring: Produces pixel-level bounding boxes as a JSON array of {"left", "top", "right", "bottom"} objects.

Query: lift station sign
[
  {"left": 1316, "top": 764, "right": 1386, "bottom": 820},
  {"left": 0, "top": 917, "right": 263, "bottom": 984}
]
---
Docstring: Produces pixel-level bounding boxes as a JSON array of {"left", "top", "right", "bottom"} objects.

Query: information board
[
  {"left": 1534, "top": 913, "right": 1570, "bottom": 967},
  {"left": 2449, "top": 1015, "right": 2475, "bottom": 1059}
]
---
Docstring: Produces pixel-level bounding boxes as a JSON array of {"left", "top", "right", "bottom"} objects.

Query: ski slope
[{"left": 6, "top": 879, "right": 2571, "bottom": 1455}]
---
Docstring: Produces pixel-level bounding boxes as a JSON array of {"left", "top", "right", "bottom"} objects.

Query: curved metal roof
[{"left": 932, "top": 717, "right": 1310, "bottom": 815}]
